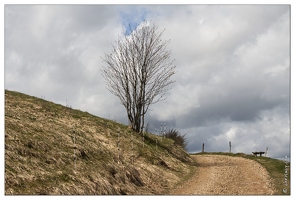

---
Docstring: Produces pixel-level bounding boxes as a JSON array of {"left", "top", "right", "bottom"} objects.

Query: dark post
[
  {"left": 229, "top": 141, "right": 232, "bottom": 153},
  {"left": 202, "top": 143, "right": 204, "bottom": 152},
  {"left": 160, "top": 123, "right": 163, "bottom": 141}
]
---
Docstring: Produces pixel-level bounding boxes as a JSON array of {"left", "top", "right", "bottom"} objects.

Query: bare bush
[{"left": 164, "top": 129, "right": 187, "bottom": 149}]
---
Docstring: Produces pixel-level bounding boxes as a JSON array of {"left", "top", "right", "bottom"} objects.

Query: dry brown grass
[{"left": 5, "top": 90, "right": 195, "bottom": 195}]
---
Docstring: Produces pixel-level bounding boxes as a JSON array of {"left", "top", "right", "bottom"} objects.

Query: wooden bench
[{"left": 252, "top": 151, "right": 265, "bottom": 157}]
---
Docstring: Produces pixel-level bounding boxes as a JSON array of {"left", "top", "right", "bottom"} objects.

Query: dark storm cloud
[{"left": 176, "top": 82, "right": 287, "bottom": 129}]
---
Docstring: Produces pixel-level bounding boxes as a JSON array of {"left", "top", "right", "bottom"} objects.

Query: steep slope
[{"left": 5, "top": 90, "right": 195, "bottom": 195}]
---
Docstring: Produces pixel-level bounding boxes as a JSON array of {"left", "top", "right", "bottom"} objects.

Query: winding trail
[{"left": 172, "top": 154, "right": 274, "bottom": 195}]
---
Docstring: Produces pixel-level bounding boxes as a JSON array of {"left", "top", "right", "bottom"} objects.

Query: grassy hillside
[
  {"left": 193, "top": 152, "right": 291, "bottom": 195},
  {"left": 5, "top": 90, "right": 195, "bottom": 195}
]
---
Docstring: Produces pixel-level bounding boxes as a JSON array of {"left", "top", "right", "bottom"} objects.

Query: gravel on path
[{"left": 172, "top": 154, "right": 274, "bottom": 195}]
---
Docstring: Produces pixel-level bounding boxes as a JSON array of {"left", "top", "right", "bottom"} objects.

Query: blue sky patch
[{"left": 120, "top": 7, "right": 149, "bottom": 35}]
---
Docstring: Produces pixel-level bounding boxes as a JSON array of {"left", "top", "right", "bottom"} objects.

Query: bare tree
[{"left": 101, "top": 22, "right": 176, "bottom": 133}]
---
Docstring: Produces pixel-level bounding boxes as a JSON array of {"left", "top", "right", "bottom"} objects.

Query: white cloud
[{"left": 4, "top": 5, "right": 290, "bottom": 158}]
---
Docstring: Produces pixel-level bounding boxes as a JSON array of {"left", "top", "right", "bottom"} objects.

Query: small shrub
[{"left": 164, "top": 129, "right": 187, "bottom": 149}]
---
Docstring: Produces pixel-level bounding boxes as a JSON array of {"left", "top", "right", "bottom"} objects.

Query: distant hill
[{"left": 5, "top": 90, "right": 195, "bottom": 195}]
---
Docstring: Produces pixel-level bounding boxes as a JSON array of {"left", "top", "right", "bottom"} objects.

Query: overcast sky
[{"left": 4, "top": 4, "right": 290, "bottom": 158}]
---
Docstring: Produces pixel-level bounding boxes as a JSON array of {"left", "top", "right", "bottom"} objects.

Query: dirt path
[{"left": 172, "top": 155, "right": 275, "bottom": 195}]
